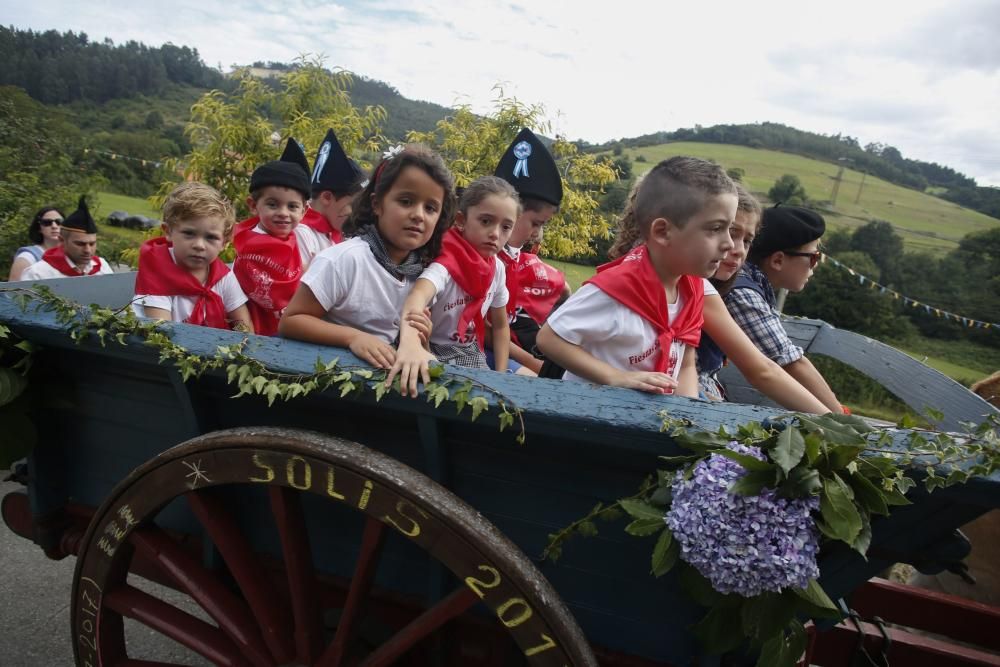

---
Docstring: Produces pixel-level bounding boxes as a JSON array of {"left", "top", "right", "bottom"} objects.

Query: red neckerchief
[
  {"left": 232, "top": 217, "right": 303, "bottom": 336},
  {"left": 498, "top": 247, "right": 524, "bottom": 321},
  {"left": 41, "top": 246, "right": 103, "bottom": 276},
  {"left": 518, "top": 254, "right": 567, "bottom": 323},
  {"left": 585, "top": 245, "right": 704, "bottom": 373},
  {"left": 300, "top": 207, "right": 343, "bottom": 244},
  {"left": 134, "top": 236, "right": 230, "bottom": 329},
  {"left": 433, "top": 227, "right": 496, "bottom": 350}
]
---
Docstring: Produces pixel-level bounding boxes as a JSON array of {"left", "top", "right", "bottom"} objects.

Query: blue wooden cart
[{"left": 2, "top": 273, "right": 999, "bottom": 667}]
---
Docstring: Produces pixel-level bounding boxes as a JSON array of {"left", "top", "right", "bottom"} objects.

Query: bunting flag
[
  {"left": 83, "top": 147, "right": 163, "bottom": 168},
  {"left": 821, "top": 253, "right": 997, "bottom": 330}
]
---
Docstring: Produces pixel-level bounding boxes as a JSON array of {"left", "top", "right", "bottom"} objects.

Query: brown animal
[{"left": 906, "top": 371, "right": 1000, "bottom": 606}]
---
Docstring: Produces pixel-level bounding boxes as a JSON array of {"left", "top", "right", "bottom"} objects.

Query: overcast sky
[{"left": 9, "top": 0, "right": 1000, "bottom": 185}]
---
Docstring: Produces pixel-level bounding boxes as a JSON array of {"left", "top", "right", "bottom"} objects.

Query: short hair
[
  {"left": 459, "top": 175, "right": 522, "bottom": 218},
  {"left": 521, "top": 195, "right": 558, "bottom": 215},
  {"left": 28, "top": 206, "right": 64, "bottom": 245},
  {"left": 248, "top": 185, "right": 308, "bottom": 206},
  {"left": 634, "top": 156, "right": 736, "bottom": 236},
  {"left": 346, "top": 144, "right": 456, "bottom": 267},
  {"left": 312, "top": 177, "right": 365, "bottom": 200},
  {"left": 163, "top": 182, "right": 237, "bottom": 238}
]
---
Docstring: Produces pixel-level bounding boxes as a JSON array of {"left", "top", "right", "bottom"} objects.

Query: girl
[
  {"left": 388, "top": 176, "right": 519, "bottom": 397},
  {"left": 9, "top": 207, "right": 64, "bottom": 281},
  {"left": 279, "top": 144, "right": 454, "bottom": 369},
  {"left": 606, "top": 178, "right": 827, "bottom": 413}
]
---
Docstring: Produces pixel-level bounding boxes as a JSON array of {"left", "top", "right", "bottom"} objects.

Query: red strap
[
  {"left": 585, "top": 245, "right": 704, "bottom": 373},
  {"left": 433, "top": 227, "right": 496, "bottom": 349},
  {"left": 134, "top": 237, "right": 230, "bottom": 329},
  {"left": 232, "top": 217, "right": 303, "bottom": 336},
  {"left": 41, "top": 246, "right": 103, "bottom": 276}
]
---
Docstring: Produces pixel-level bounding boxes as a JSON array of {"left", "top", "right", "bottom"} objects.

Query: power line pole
[
  {"left": 854, "top": 169, "right": 868, "bottom": 205},
  {"left": 830, "top": 164, "right": 845, "bottom": 206}
]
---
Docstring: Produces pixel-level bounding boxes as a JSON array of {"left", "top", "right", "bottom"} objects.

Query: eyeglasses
[
  {"left": 39, "top": 218, "right": 63, "bottom": 227},
  {"left": 783, "top": 250, "right": 822, "bottom": 268}
]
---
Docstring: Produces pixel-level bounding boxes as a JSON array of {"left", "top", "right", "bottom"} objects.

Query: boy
[
  {"left": 537, "top": 157, "right": 737, "bottom": 396},
  {"left": 494, "top": 128, "right": 572, "bottom": 371},
  {"left": 725, "top": 205, "right": 844, "bottom": 412},
  {"left": 232, "top": 138, "right": 311, "bottom": 335},
  {"left": 295, "top": 128, "right": 366, "bottom": 265},
  {"left": 20, "top": 196, "right": 114, "bottom": 280},
  {"left": 133, "top": 182, "right": 252, "bottom": 332}
]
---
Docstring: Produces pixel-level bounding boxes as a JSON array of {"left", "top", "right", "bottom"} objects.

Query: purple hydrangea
[{"left": 665, "top": 443, "right": 820, "bottom": 597}]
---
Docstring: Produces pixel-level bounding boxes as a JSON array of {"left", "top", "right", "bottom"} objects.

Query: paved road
[{"left": 0, "top": 480, "right": 209, "bottom": 666}]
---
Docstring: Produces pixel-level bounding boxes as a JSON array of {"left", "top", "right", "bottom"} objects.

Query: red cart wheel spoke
[
  {"left": 71, "top": 428, "right": 597, "bottom": 667},
  {"left": 186, "top": 489, "right": 295, "bottom": 663},
  {"left": 103, "top": 583, "right": 250, "bottom": 667},
  {"left": 317, "top": 516, "right": 388, "bottom": 667},
  {"left": 359, "top": 587, "right": 478, "bottom": 667},
  {"left": 129, "top": 526, "right": 273, "bottom": 667}
]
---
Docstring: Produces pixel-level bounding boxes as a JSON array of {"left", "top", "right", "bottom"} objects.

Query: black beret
[
  {"left": 250, "top": 161, "right": 311, "bottom": 199},
  {"left": 62, "top": 195, "right": 97, "bottom": 234},
  {"left": 311, "top": 129, "right": 365, "bottom": 195},
  {"left": 752, "top": 205, "right": 826, "bottom": 260},
  {"left": 495, "top": 128, "right": 563, "bottom": 207}
]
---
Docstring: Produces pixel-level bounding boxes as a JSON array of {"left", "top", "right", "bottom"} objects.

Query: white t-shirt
[
  {"left": 19, "top": 255, "right": 114, "bottom": 281},
  {"left": 132, "top": 249, "right": 248, "bottom": 322},
  {"left": 294, "top": 224, "right": 333, "bottom": 268},
  {"left": 546, "top": 279, "right": 718, "bottom": 385},
  {"left": 419, "top": 259, "right": 509, "bottom": 346},
  {"left": 300, "top": 238, "right": 413, "bottom": 345}
]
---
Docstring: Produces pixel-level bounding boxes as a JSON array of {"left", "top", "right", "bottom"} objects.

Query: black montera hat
[
  {"left": 250, "top": 137, "right": 312, "bottom": 198},
  {"left": 311, "top": 129, "right": 365, "bottom": 195},
  {"left": 494, "top": 128, "right": 563, "bottom": 207},
  {"left": 752, "top": 205, "right": 826, "bottom": 260},
  {"left": 62, "top": 195, "right": 98, "bottom": 234},
  {"left": 279, "top": 137, "right": 311, "bottom": 178}
]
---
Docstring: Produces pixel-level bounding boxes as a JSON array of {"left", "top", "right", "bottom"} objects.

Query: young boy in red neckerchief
[
  {"left": 20, "top": 196, "right": 114, "bottom": 281},
  {"left": 232, "top": 138, "right": 311, "bottom": 336},
  {"left": 537, "top": 157, "right": 737, "bottom": 396},
  {"left": 133, "top": 182, "right": 252, "bottom": 332},
  {"left": 295, "top": 128, "right": 366, "bottom": 266},
  {"left": 493, "top": 128, "right": 571, "bottom": 372}
]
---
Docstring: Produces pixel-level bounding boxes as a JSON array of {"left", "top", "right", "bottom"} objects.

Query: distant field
[
  {"left": 545, "top": 258, "right": 596, "bottom": 290},
  {"left": 92, "top": 191, "right": 160, "bottom": 221},
  {"left": 616, "top": 142, "right": 1000, "bottom": 255}
]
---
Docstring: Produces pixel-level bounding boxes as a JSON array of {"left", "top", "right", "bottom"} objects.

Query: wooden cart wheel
[{"left": 71, "top": 427, "right": 596, "bottom": 667}]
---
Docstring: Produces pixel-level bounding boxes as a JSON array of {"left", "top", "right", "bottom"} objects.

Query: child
[
  {"left": 296, "top": 128, "right": 367, "bottom": 264},
  {"left": 604, "top": 179, "right": 829, "bottom": 412},
  {"left": 494, "top": 128, "right": 570, "bottom": 369},
  {"left": 133, "top": 182, "right": 252, "bottom": 332},
  {"left": 387, "top": 176, "right": 519, "bottom": 396},
  {"left": 537, "top": 157, "right": 736, "bottom": 396},
  {"left": 279, "top": 144, "right": 455, "bottom": 370},
  {"left": 725, "top": 204, "right": 844, "bottom": 412},
  {"left": 20, "top": 196, "right": 114, "bottom": 281},
  {"left": 232, "top": 138, "right": 311, "bottom": 335}
]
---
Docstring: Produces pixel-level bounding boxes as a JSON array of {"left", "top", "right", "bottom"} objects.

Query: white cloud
[{"left": 8, "top": 0, "right": 1000, "bottom": 185}]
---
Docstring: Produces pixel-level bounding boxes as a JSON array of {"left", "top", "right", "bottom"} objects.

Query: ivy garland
[
  {"left": 0, "top": 286, "right": 526, "bottom": 471},
  {"left": 544, "top": 410, "right": 1000, "bottom": 665}
]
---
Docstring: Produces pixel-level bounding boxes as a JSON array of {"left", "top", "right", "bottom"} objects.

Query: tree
[
  {"left": 156, "top": 55, "right": 386, "bottom": 218},
  {"left": 768, "top": 174, "right": 807, "bottom": 205},
  {"left": 408, "top": 89, "right": 617, "bottom": 259},
  {"left": 144, "top": 110, "right": 163, "bottom": 130},
  {"left": 849, "top": 220, "right": 904, "bottom": 285},
  {"left": 726, "top": 167, "right": 745, "bottom": 182}
]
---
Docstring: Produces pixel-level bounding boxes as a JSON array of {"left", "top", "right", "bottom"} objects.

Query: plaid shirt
[{"left": 724, "top": 263, "right": 803, "bottom": 366}]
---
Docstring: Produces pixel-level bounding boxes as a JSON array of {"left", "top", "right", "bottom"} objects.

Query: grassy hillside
[{"left": 618, "top": 142, "right": 1000, "bottom": 255}]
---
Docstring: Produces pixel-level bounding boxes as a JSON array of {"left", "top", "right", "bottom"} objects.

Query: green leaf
[
  {"left": 0, "top": 368, "right": 27, "bottom": 407},
  {"left": 650, "top": 527, "right": 679, "bottom": 577},
  {"left": 883, "top": 487, "right": 912, "bottom": 506},
  {"left": 619, "top": 499, "right": 663, "bottom": 521},
  {"left": 625, "top": 518, "right": 665, "bottom": 536},
  {"left": 673, "top": 429, "right": 731, "bottom": 453},
  {"left": 374, "top": 381, "right": 389, "bottom": 402},
  {"left": 852, "top": 510, "right": 872, "bottom": 556},
  {"left": 825, "top": 412, "right": 875, "bottom": 433},
  {"left": 693, "top": 604, "right": 745, "bottom": 655},
  {"left": 250, "top": 375, "right": 268, "bottom": 394},
  {"left": 339, "top": 381, "right": 356, "bottom": 397},
  {"left": 714, "top": 448, "right": 774, "bottom": 472},
  {"left": 741, "top": 592, "right": 796, "bottom": 643},
  {"left": 779, "top": 466, "right": 823, "bottom": 498},
  {"left": 756, "top": 621, "right": 807, "bottom": 667},
  {"left": 849, "top": 472, "right": 889, "bottom": 516},
  {"left": 819, "top": 475, "right": 863, "bottom": 545},
  {"left": 772, "top": 427, "right": 806, "bottom": 474},
  {"left": 804, "top": 432, "right": 822, "bottom": 464},
  {"left": 897, "top": 413, "right": 917, "bottom": 429},
  {"left": 469, "top": 397, "right": 488, "bottom": 422},
  {"left": 826, "top": 444, "right": 866, "bottom": 469},
  {"left": 729, "top": 469, "right": 777, "bottom": 496},
  {"left": 428, "top": 364, "right": 445, "bottom": 379},
  {"left": 792, "top": 579, "right": 840, "bottom": 618},
  {"left": 498, "top": 410, "right": 514, "bottom": 432}
]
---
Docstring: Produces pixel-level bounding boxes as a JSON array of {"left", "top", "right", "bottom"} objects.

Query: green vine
[
  {"left": 0, "top": 286, "right": 526, "bottom": 469},
  {"left": 544, "top": 409, "right": 1000, "bottom": 665}
]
